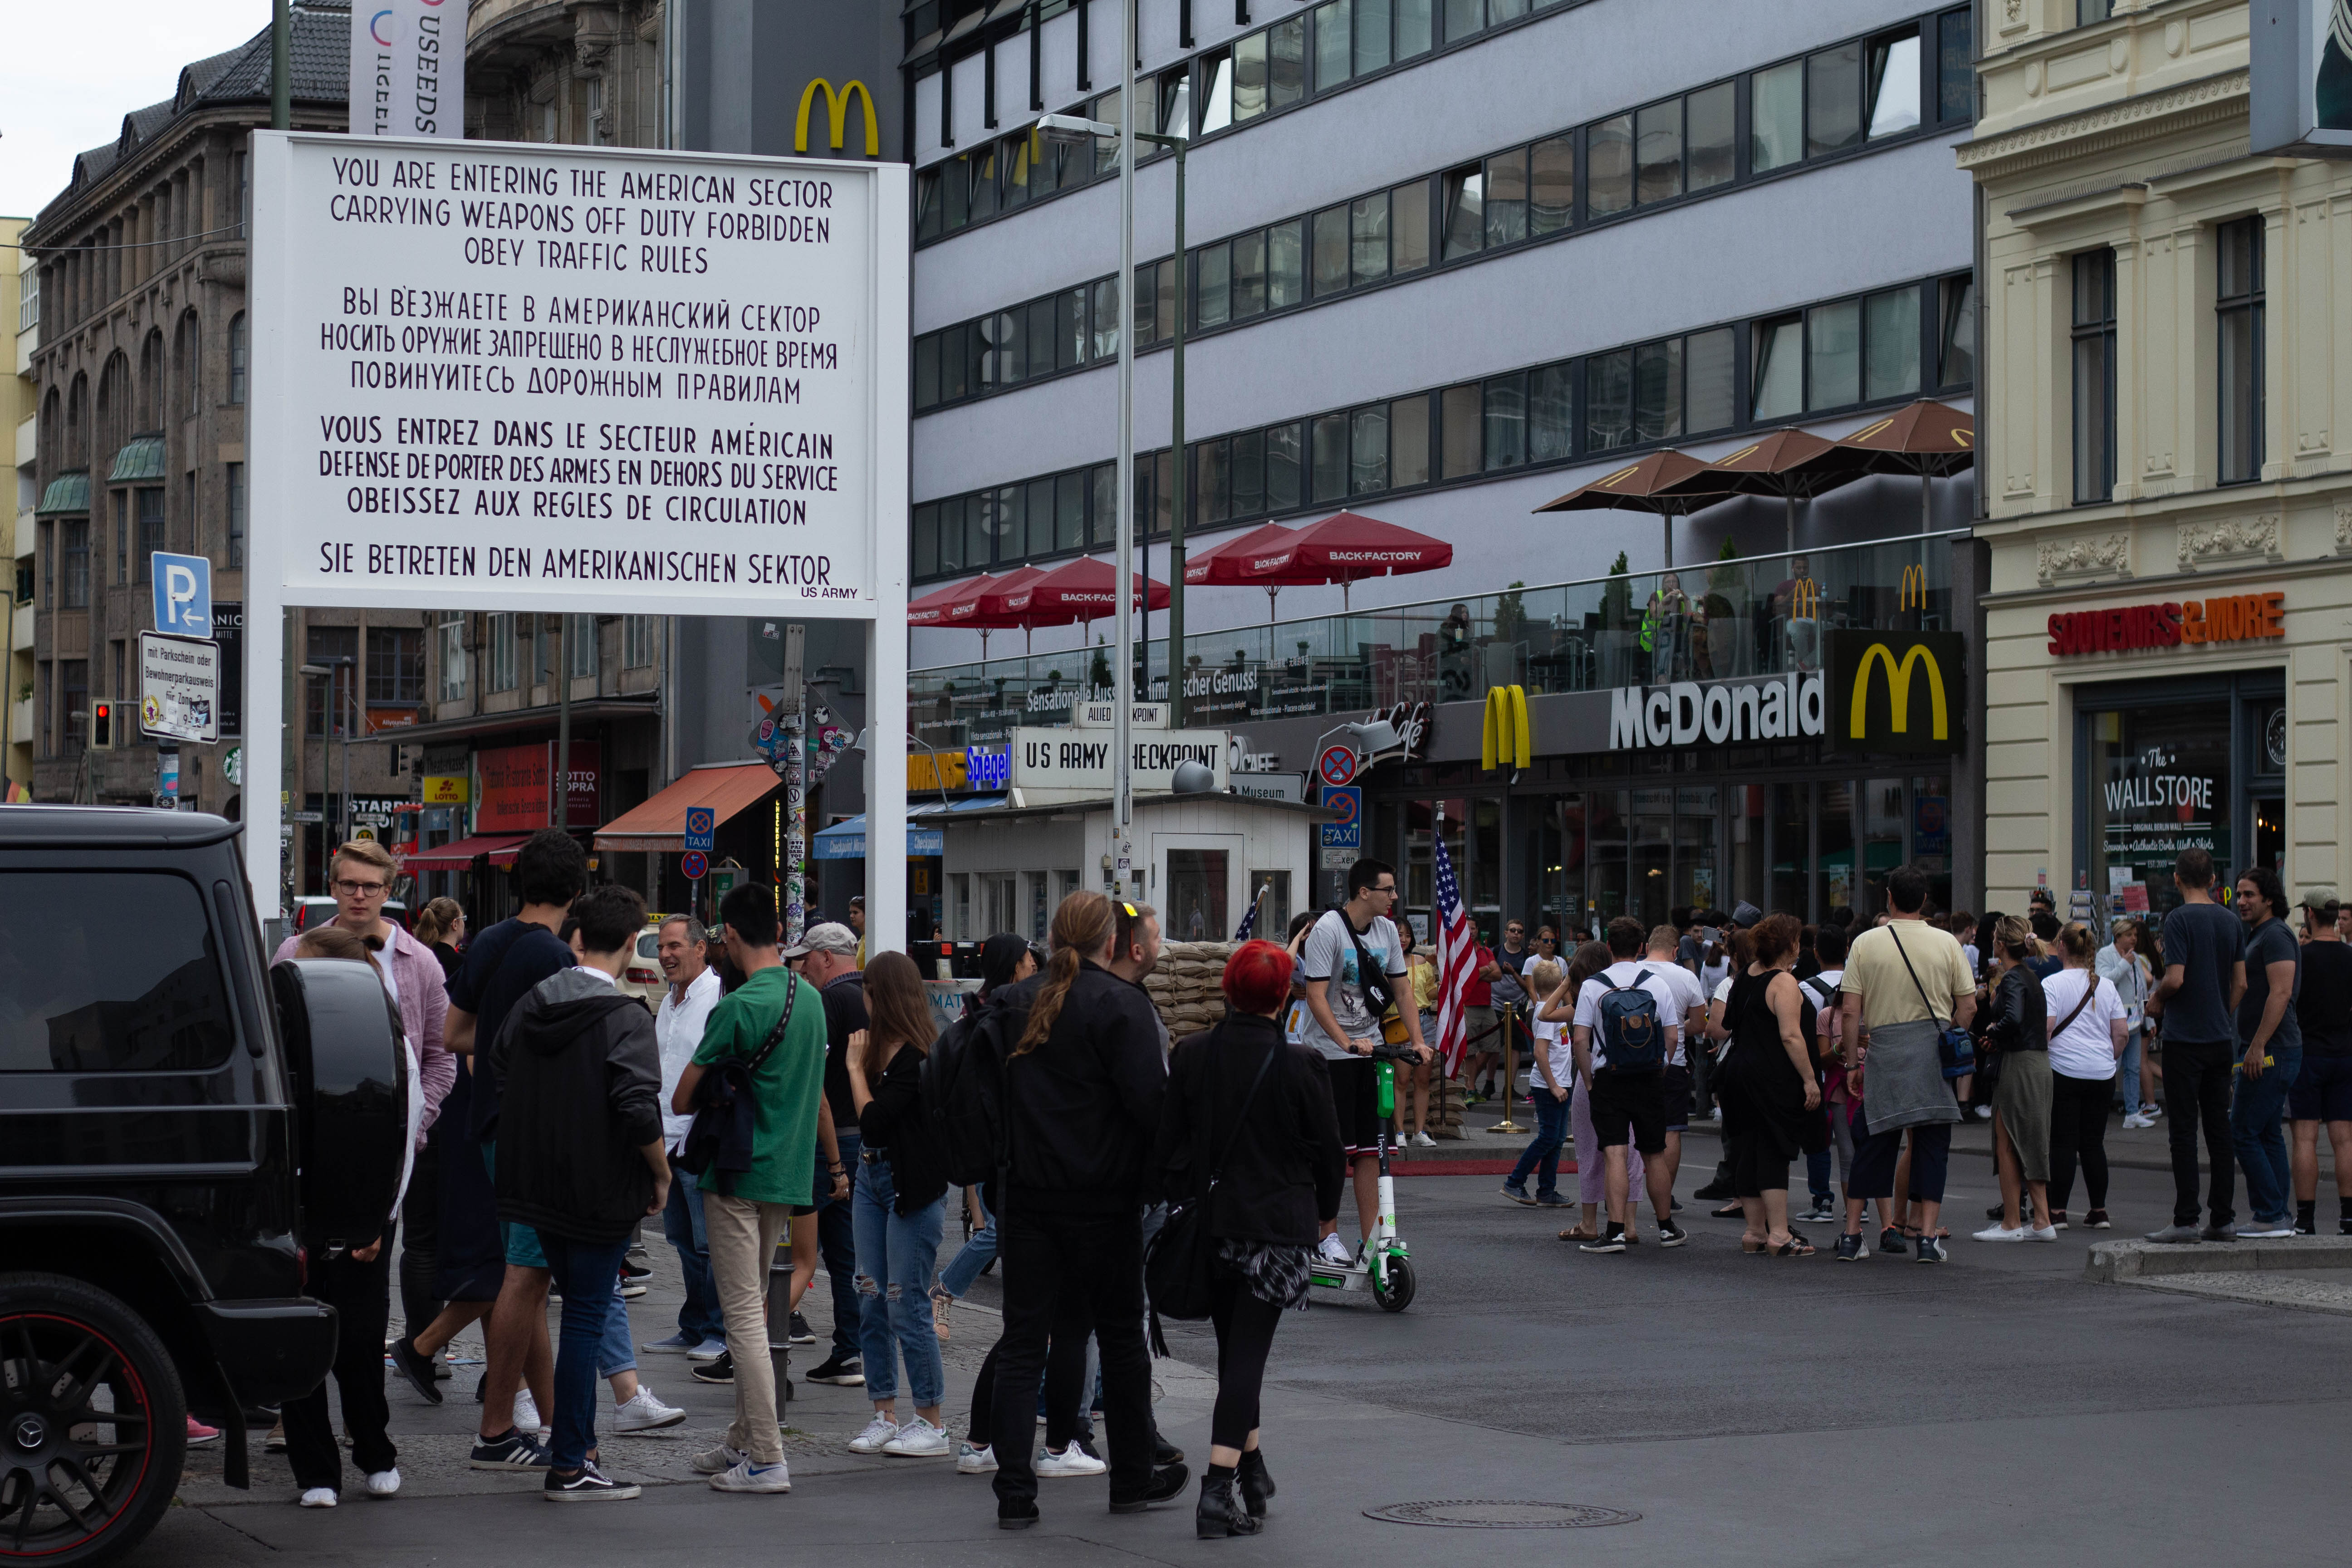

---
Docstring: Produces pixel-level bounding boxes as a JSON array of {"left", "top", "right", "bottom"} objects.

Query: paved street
[{"left": 155, "top": 1129, "right": 2352, "bottom": 1568}]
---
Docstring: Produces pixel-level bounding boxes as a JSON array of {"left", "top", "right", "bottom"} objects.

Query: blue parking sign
[{"left": 151, "top": 552, "right": 211, "bottom": 637}]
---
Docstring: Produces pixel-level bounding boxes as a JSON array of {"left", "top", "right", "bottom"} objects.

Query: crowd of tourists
[
  {"left": 1454, "top": 848, "right": 2351, "bottom": 1258},
  {"left": 261, "top": 829, "right": 2349, "bottom": 1530}
]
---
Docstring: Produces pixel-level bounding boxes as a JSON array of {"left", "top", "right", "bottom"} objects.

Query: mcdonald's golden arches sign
[
  {"left": 1825, "top": 630, "right": 1965, "bottom": 755},
  {"left": 795, "top": 78, "right": 881, "bottom": 157}
]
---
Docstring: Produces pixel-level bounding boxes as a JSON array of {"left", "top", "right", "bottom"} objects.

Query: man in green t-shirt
[{"left": 670, "top": 884, "right": 826, "bottom": 1495}]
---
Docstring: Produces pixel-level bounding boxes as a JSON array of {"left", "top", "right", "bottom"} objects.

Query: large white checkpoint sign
[
  {"left": 244, "top": 131, "right": 910, "bottom": 922},
  {"left": 251, "top": 131, "right": 897, "bottom": 615}
]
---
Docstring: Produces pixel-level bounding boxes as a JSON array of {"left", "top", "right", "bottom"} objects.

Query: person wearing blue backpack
[{"left": 1569, "top": 917, "right": 1690, "bottom": 1254}]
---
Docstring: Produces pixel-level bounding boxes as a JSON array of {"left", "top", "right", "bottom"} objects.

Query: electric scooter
[{"left": 1307, "top": 1040, "right": 1418, "bottom": 1312}]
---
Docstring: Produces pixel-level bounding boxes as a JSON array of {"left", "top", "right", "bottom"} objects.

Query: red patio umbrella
[
  {"left": 906, "top": 574, "right": 995, "bottom": 628},
  {"left": 1230, "top": 511, "right": 1454, "bottom": 613},
  {"left": 1184, "top": 523, "right": 1303, "bottom": 619},
  {"left": 954, "top": 565, "right": 1048, "bottom": 656},
  {"left": 1001, "top": 556, "right": 1170, "bottom": 649}
]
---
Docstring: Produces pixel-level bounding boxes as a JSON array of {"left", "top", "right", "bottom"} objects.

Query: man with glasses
[
  {"left": 275, "top": 839, "right": 456, "bottom": 1409},
  {"left": 1301, "top": 858, "right": 1432, "bottom": 1266}
]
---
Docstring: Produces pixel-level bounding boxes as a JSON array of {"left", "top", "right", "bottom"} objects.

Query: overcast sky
[{"left": 0, "top": 2, "right": 278, "bottom": 219}]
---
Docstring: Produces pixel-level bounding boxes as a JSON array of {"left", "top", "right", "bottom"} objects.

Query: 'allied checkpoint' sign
[{"left": 245, "top": 131, "right": 909, "bottom": 925}]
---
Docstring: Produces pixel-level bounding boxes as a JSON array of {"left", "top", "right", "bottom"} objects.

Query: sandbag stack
[{"left": 1146, "top": 940, "right": 1235, "bottom": 1041}]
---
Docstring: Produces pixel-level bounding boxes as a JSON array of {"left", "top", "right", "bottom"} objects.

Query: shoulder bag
[
  {"left": 1145, "top": 1027, "right": 1281, "bottom": 1333},
  {"left": 1328, "top": 908, "right": 1409, "bottom": 1046},
  {"left": 676, "top": 973, "right": 801, "bottom": 1190},
  {"left": 1888, "top": 926, "right": 1976, "bottom": 1081}
]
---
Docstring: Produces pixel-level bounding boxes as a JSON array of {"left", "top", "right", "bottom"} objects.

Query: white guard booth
[
  {"left": 928, "top": 710, "right": 1325, "bottom": 943},
  {"left": 243, "top": 131, "right": 908, "bottom": 945}
]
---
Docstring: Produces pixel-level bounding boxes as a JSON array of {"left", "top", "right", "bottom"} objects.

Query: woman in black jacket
[
  {"left": 843, "top": 951, "right": 952, "bottom": 1458},
  {"left": 1974, "top": 915, "right": 2057, "bottom": 1242},
  {"left": 1155, "top": 940, "right": 1345, "bottom": 1539}
]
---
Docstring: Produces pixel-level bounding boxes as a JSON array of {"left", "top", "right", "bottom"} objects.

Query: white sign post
[
  {"left": 138, "top": 631, "right": 222, "bottom": 745},
  {"left": 246, "top": 131, "right": 908, "bottom": 952}
]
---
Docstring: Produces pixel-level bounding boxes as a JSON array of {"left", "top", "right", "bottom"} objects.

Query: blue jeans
[
  {"left": 540, "top": 1234, "right": 631, "bottom": 1471},
  {"left": 851, "top": 1158, "right": 946, "bottom": 1409},
  {"left": 2231, "top": 1046, "right": 2303, "bottom": 1224},
  {"left": 1508, "top": 1088, "right": 1571, "bottom": 1198},
  {"left": 816, "top": 1131, "right": 865, "bottom": 1362},
  {"left": 596, "top": 1269, "right": 637, "bottom": 1379},
  {"left": 939, "top": 1191, "right": 996, "bottom": 1299},
  {"left": 2116, "top": 1031, "right": 2144, "bottom": 1109},
  {"left": 660, "top": 1163, "right": 724, "bottom": 1343},
  {"left": 1805, "top": 1146, "right": 1833, "bottom": 1202}
]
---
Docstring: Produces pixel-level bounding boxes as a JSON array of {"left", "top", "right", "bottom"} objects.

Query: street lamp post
[{"left": 1038, "top": 79, "right": 1192, "bottom": 889}]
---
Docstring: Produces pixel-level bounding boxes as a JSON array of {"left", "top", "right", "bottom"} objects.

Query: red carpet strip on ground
[{"left": 1391, "top": 1159, "right": 1579, "bottom": 1177}]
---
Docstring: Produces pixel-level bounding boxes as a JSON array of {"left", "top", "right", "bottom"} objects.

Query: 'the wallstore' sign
[{"left": 2047, "top": 592, "right": 2284, "bottom": 656}]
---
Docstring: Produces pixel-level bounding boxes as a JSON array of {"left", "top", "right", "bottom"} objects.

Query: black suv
[{"left": 2, "top": 807, "right": 408, "bottom": 1563}]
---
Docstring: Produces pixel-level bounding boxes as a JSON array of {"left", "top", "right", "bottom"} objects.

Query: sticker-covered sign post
[{"left": 245, "top": 131, "right": 908, "bottom": 950}]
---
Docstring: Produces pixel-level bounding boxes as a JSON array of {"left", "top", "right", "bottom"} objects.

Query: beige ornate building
[{"left": 1963, "top": 0, "right": 2352, "bottom": 917}]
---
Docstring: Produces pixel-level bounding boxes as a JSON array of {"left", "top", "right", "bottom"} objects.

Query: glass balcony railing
[{"left": 908, "top": 530, "right": 1963, "bottom": 750}]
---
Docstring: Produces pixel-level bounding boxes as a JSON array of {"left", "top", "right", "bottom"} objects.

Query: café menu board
[{"left": 248, "top": 132, "right": 900, "bottom": 617}]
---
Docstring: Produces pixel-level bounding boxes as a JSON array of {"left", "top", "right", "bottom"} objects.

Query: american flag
[
  {"left": 1232, "top": 881, "right": 1266, "bottom": 941},
  {"left": 1431, "top": 828, "right": 1477, "bottom": 1075}
]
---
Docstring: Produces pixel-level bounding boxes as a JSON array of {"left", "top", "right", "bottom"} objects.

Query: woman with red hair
[{"left": 1154, "top": 940, "right": 1344, "bottom": 1539}]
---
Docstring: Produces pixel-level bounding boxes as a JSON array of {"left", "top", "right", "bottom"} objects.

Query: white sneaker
[
  {"left": 882, "top": 1415, "right": 951, "bottom": 1458},
  {"left": 691, "top": 1442, "right": 747, "bottom": 1475},
  {"left": 2022, "top": 1225, "right": 2059, "bottom": 1242},
  {"left": 708, "top": 1459, "right": 792, "bottom": 1493},
  {"left": 1314, "top": 1234, "right": 1352, "bottom": 1265},
  {"left": 1410, "top": 1130, "right": 1436, "bottom": 1148},
  {"left": 956, "top": 1442, "right": 998, "bottom": 1474},
  {"left": 1034, "top": 1441, "right": 1108, "bottom": 1478},
  {"left": 2239, "top": 1222, "right": 2298, "bottom": 1238},
  {"left": 685, "top": 1338, "right": 730, "bottom": 1362},
  {"left": 299, "top": 1487, "right": 338, "bottom": 1508},
  {"left": 2122, "top": 1112, "right": 2152, "bottom": 1129},
  {"left": 613, "top": 1386, "right": 686, "bottom": 1432},
  {"left": 1972, "top": 1224, "right": 2026, "bottom": 1242},
  {"left": 514, "top": 1392, "right": 543, "bottom": 1436},
  {"left": 363, "top": 1468, "right": 400, "bottom": 1499},
  {"left": 846, "top": 1413, "right": 900, "bottom": 1454}
]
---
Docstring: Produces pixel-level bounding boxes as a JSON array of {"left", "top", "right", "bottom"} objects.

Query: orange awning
[{"left": 593, "top": 762, "right": 783, "bottom": 853}]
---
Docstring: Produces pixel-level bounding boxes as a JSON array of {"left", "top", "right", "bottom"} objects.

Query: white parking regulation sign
[{"left": 139, "top": 632, "right": 222, "bottom": 744}]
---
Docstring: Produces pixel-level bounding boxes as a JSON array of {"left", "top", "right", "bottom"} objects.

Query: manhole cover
[{"left": 1363, "top": 1500, "right": 1642, "bottom": 1529}]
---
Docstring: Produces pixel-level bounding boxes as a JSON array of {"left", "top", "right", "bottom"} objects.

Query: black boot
[
  {"left": 1197, "top": 1468, "right": 1262, "bottom": 1539},
  {"left": 1237, "top": 1449, "right": 1274, "bottom": 1518}
]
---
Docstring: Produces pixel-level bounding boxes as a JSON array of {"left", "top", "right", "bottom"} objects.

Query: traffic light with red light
[{"left": 90, "top": 701, "right": 116, "bottom": 750}]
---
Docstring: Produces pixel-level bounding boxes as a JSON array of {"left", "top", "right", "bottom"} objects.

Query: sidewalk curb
[{"left": 2084, "top": 1235, "right": 2352, "bottom": 1283}]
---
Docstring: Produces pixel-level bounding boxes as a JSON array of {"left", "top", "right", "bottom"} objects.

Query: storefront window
[
  {"left": 1730, "top": 783, "right": 1766, "bottom": 917},
  {"left": 1166, "top": 850, "right": 1230, "bottom": 942},
  {"left": 1911, "top": 774, "right": 1953, "bottom": 915},
  {"left": 1770, "top": 782, "right": 1809, "bottom": 919},
  {"left": 1674, "top": 786, "right": 1719, "bottom": 915},
  {"left": 1587, "top": 790, "right": 1628, "bottom": 929},
  {"left": 1631, "top": 789, "right": 1671, "bottom": 931},
  {"left": 1861, "top": 777, "right": 1906, "bottom": 916},
  {"left": 1818, "top": 779, "right": 1856, "bottom": 915},
  {"left": 1405, "top": 796, "right": 1466, "bottom": 928},
  {"left": 2085, "top": 701, "right": 2230, "bottom": 918}
]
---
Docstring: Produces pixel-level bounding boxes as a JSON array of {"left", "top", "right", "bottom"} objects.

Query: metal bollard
[{"left": 1490, "top": 1003, "right": 1525, "bottom": 1134}]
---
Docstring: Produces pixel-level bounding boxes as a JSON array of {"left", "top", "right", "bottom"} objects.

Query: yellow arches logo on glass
[
  {"left": 795, "top": 78, "right": 880, "bottom": 157},
  {"left": 1482, "top": 685, "right": 1531, "bottom": 772},
  {"left": 1825, "top": 630, "right": 1965, "bottom": 756}
]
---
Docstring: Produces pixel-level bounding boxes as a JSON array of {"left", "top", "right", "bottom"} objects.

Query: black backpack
[{"left": 922, "top": 1000, "right": 1014, "bottom": 1188}]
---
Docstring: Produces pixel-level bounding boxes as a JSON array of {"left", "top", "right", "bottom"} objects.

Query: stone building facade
[{"left": 1964, "top": 0, "right": 2352, "bottom": 915}]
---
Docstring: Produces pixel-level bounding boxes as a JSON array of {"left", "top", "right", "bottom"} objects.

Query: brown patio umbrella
[
  {"left": 1652, "top": 427, "right": 1859, "bottom": 554},
  {"left": 1808, "top": 399, "right": 1976, "bottom": 534},
  {"left": 1533, "top": 449, "right": 1734, "bottom": 568}
]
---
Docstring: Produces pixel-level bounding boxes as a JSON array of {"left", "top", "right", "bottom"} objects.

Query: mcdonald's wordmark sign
[{"left": 1826, "top": 631, "right": 1965, "bottom": 755}]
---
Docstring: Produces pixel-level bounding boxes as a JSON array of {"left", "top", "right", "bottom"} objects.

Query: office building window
[
  {"left": 307, "top": 625, "right": 358, "bottom": 735},
  {"left": 1441, "top": 165, "right": 1484, "bottom": 259},
  {"left": 486, "top": 612, "right": 518, "bottom": 692},
  {"left": 225, "top": 462, "right": 246, "bottom": 568},
  {"left": 1391, "top": 179, "right": 1432, "bottom": 271},
  {"left": 2072, "top": 250, "right": 2116, "bottom": 505},
  {"left": 2217, "top": 216, "right": 2264, "bottom": 485},
  {"left": 1807, "top": 298, "right": 1862, "bottom": 410},
  {"left": 136, "top": 489, "right": 164, "bottom": 578},
  {"left": 1314, "top": 0, "right": 1351, "bottom": 91},
  {"left": 625, "top": 615, "right": 657, "bottom": 671},
  {"left": 1588, "top": 113, "right": 1633, "bottom": 216},
  {"left": 1352, "top": 191, "right": 1390, "bottom": 285},
  {"left": 1634, "top": 100, "right": 1682, "bottom": 205},
  {"left": 1808, "top": 43, "right": 1865, "bottom": 158},
  {"left": 1687, "top": 327, "right": 1736, "bottom": 433},
  {"left": 61, "top": 661, "right": 88, "bottom": 757},
  {"left": 1752, "top": 316, "right": 1802, "bottom": 421},
  {"left": 111, "top": 641, "right": 126, "bottom": 703},
  {"left": 227, "top": 313, "right": 247, "bottom": 404},
  {"left": 2078, "top": 0, "right": 2114, "bottom": 23},
  {"left": 1391, "top": 395, "right": 1431, "bottom": 486},
  {"left": 1528, "top": 363, "right": 1573, "bottom": 462},
  {"left": 37, "top": 661, "right": 52, "bottom": 757},
  {"left": 1938, "top": 9, "right": 1974, "bottom": 122},
  {"left": 1863, "top": 285, "right": 1921, "bottom": 403},
  {"left": 1633, "top": 338, "right": 1683, "bottom": 444},
  {"left": 566, "top": 614, "right": 598, "bottom": 680},
  {"left": 1750, "top": 59, "right": 1804, "bottom": 173},
  {"left": 1528, "top": 137, "right": 1573, "bottom": 234},
  {"left": 114, "top": 492, "right": 127, "bottom": 585},
  {"left": 438, "top": 613, "right": 469, "bottom": 701},
  {"left": 1866, "top": 32, "right": 1922, "bottom": 139},
  {"left": 1484, "top": 147, "right": 1529, "bottom": 246},
  {"left": 1313, "top": 205, "right": 1350, "bottom": 295},
  {"left": 62, "top": 519, "right": 89, "bottom": 608},
  {"left": 1938, "top": 274, "right": 1976, "bottom": 387},
  {"left": 1350, "top": 405, "right": 1389, "bottom": 493}
]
